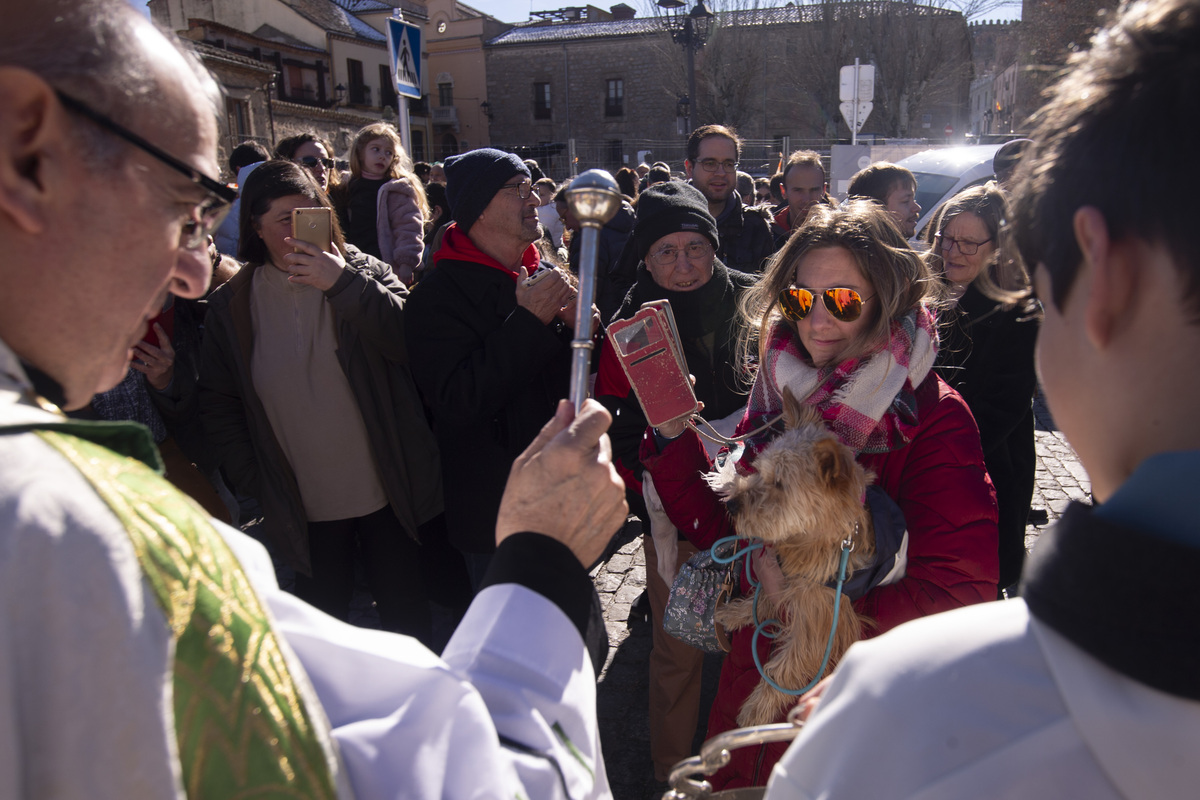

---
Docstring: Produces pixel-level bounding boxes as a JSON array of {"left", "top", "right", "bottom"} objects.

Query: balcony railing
[{"left": 432, "top": 106, "right": 458, "bottom": 128}]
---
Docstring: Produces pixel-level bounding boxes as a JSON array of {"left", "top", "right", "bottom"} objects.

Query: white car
[{"left": 897, "top": 144, "right": 1003, "bottom": 240}]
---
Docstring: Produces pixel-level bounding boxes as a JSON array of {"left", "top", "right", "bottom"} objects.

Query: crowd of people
[{"left": 3, "top": 0, "right": 1199, "bottom": 797}]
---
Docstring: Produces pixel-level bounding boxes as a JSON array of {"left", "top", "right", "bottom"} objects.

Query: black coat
[
  {"left": 199, "top": 247, "right": 443, "bottom": 575},
  {"left": 566, "top": 201, "right": 636, "bottom": 325},
  {"left": 935, "top": 284, "right": 1040, "bottom": 587},
  {"left": 405, "top": 256, "right": 572, "bottom": 553},
  {"left": 597, "top": 258, "right": 755, "bottom": 490},
  {"left": 714, "top": 193, "right": 776, "bottom": 275}
]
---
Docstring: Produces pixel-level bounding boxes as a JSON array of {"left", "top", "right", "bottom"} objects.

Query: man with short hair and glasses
[
  {"left": 406, "top": 149, "right": 595, "bottom": 587},
  {"left": 684, "top": 124, "right": 775, "bottom": 274},
  {"left": 0, "top": 4, "right": 623, "bottom": 798}
]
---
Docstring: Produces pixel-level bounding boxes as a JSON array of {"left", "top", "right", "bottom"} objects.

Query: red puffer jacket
[{"left": 640, "top": 372, "right": 999, "bottom": 788}]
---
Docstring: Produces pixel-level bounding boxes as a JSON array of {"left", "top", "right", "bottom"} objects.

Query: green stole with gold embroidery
[{"left": 22, "top": 422, "right": 339, "bottom": 799}]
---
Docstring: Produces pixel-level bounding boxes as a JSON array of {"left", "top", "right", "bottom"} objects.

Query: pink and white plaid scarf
[{"left": 741, "top": 305, "right": 938, "bottom": 456}]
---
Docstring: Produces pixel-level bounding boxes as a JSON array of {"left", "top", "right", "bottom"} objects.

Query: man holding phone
[{"left": 406, "top": 148, "right": 584, "bottom": 586}]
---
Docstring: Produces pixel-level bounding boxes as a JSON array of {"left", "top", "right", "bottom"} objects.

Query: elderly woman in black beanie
[{"left": 595, "top": 180, "right": 756, "bottom": 783}]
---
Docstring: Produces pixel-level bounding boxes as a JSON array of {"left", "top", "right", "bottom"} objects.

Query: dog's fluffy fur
[{"left": 708, "top": 389, "right": 876, "bottom": 726}]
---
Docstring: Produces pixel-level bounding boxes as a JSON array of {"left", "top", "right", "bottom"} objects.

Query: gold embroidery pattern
[{"left": 41, "top": 431, "right": 337, "bottom": 799}]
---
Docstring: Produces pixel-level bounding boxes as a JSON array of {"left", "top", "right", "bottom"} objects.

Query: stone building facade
[
  {"left": 151, "top": 0, "right": 432, "bottom": 174},
  {"left": 424, "top": 0, "right": 512, "bottom": 160},
  {"left": 484, "top": 2, "right": 973, "bottom": 180},
  {"left": 967, "top": 20, "right": 1019, "bottom": 137},
  {"left": 1011, "top": 0, "right": 1119, "bottom": 129}
]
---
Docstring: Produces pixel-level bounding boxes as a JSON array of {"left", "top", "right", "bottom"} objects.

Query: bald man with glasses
[{"left": 0, "top": 5, "right": 624, "bottom": 798}]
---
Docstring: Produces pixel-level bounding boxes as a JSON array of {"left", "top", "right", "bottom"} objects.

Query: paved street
[{"left": 592, "top": 390, "right": 1089, "bottom": 800}]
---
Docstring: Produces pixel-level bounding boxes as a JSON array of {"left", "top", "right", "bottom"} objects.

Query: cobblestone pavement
[{"left": 592, "top": 390, "right": 1089, "bottom": 800}]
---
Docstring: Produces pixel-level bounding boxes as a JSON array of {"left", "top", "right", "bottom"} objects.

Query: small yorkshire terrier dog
[{"left": 708, "top": 388, "right": 876, "bottom": 726}]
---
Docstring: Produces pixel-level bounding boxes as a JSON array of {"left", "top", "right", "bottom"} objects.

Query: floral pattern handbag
[{"left": 662, "top": 540, "right": 735, "bottom": 654}]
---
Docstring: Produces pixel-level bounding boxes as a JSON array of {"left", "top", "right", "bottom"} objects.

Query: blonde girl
[{"left": 336, "top": 122, "right": 430, "bottom": 284}]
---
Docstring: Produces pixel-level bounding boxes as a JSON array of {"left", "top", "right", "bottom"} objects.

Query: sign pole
[
  {"left": 398, "top": 96, "right": 411, "bottom": 156},
  {"left": 852, "top": 58, "right": 859, "bottom": 147}
]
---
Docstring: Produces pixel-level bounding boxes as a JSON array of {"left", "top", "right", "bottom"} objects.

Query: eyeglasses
[
  {"left": 777, "top": 287, "right": 872, "bottom": 323},
  {"left": 649, "top": 241, "right": 713, "bottom": 267},
  {"left": 296, "top": 155, "right": 334, "bottom": 170},
  {"left": 499, "top": 179, "right": 534, "bottom": 200},
  {"left": 936, "top": 234, "right": 993, "bottom": 256},
  {"left": 55, "top": 89, "right": 235, "bottom": 250},
  {"left": 697, "top": 158, "right": 739, "bottom": 174}
]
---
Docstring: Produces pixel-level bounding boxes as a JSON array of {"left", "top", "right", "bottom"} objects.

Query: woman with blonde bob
[
  {"left": 927, "top": 183, "right": 1040, "bottom": 595},
  {"left": 642, "top": 201, "right": 999, "bottom": 789}
]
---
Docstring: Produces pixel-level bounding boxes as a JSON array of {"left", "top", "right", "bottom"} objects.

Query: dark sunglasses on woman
[
  {"left": 296, "top": 156, "right": 335, "bottom": 169},
  {"left": 777, "top": 287, "right": 872, "bottom": 322}
]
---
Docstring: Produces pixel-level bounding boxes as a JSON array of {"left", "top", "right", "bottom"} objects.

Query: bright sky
[
  {"left": 131, "top": 0, "right": 1018, "bottom": 27},
  {"left": 474, "top": 0, "right": 1021, "bottom": 25}
]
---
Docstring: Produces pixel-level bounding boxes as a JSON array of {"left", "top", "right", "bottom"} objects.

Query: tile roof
[
  {"left": 488, "top": 2, "right": 958, "bottom": 46},
  {"left": 282, "top": 0, "right": 387, "bottom": 43},
  {"left": 251, "top": 23, "right": 330, "bottom": 52},
  {"left": 331, "top": 0, "right": 393, "bottom": 12}
]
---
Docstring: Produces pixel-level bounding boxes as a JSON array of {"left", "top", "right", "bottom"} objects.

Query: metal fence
[
  {"left": 487, "top": 137, "right": 952, "bottom": 183},
  {"left": 488, "top": 138, "right": 813, "bottom": 182}
]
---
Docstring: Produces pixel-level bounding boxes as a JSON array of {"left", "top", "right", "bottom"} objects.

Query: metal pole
[
  {"left": 571, "top": 224, "right": 601, "bottom": 412},
  {"left": 398, "top": 96, "right": 411, "bottom": 156},
  {"left": 685, "top": 17, "right": 696, "bottom": 134},
  {"left": 852, "top": 57, "right": 859, "bottom": 147}
]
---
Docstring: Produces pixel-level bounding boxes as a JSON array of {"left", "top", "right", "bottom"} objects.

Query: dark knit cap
[
  {"left": 633, "top": 181, "right": 720, "bottom": 260},
  {"left": 444, "top": 148, "right": 530, "bottom": 234}
]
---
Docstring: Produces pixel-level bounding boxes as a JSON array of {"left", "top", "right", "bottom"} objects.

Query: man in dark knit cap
[
  {"left": 594, "top": 181, "right": 756, "bottom": 783},
  {"left": 405, "top": 148, "right": 579, "bottom": 585}
]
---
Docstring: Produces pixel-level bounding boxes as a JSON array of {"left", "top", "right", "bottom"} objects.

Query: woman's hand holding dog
[{"left": 753, "top": 545, "right": 788, "bottom": 618}]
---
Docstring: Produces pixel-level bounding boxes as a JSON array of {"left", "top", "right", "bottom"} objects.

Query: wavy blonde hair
[
  {"left": 738, "top": 200, "right": 941, "bottom": 379},
  {"left": 348, "top": 122, "right": 429, "bottom": 221}
]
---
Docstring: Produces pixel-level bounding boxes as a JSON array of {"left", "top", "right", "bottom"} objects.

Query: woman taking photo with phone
[
  {"left": 199, "top": 160, "right": 451, "bottom": 644},
  {"left": 641, "top": 201, "right": 999, "bottom": 788}
]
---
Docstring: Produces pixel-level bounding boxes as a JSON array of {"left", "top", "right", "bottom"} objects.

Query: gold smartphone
[{"left": 292, "top": 207, "right": 333, "bottom": 253}]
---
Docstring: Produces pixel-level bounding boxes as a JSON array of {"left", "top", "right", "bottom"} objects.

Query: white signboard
[
  {"left": 839, "top": 62, "right": 875, "bottom": 141},
  {"left": 839, "top": 64, "right": 876, "bottom": 103}
]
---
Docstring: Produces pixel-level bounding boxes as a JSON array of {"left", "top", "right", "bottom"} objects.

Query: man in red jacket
[{"left": 406, "top": 149, "right": 580, "bottom": 586}]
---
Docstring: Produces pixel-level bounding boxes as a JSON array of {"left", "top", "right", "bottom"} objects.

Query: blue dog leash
[{"left": 710, "top": 533, "right": 855, "bottom": 696}]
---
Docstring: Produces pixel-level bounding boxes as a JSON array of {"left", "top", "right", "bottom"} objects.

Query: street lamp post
[{"left": 657, "top": 0, "right": 714, "bottom": 135}]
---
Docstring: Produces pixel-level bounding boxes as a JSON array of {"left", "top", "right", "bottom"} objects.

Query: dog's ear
[
  {"left": 814, "top": 437, "right": 855, "bottom": 492},
  {"left": 781, "top": 388, "right": 821, "bottom": 431}
]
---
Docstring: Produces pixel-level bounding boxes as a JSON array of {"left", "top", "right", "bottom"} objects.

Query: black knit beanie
[
  {"left": 444, "top": 148, "right": 530, "bottom": 234},
  {"left": 633, "top": 181, "right": 720, "bottom": 260}
]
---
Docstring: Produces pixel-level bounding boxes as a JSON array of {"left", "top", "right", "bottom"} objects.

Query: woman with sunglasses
[
  {"left": 928, "top": 183, "right": 1040, "bottom": 597},
  {"left": 642, "top": 201, "right": 998, "bottom": 789},
  {"left": 274, "top": 132, "right": 342, "bottom": 193}
]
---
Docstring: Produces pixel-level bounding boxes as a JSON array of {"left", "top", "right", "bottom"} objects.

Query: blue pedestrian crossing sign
[{"left": 387, "top": 18, "right": 421, "bottom": 99}]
